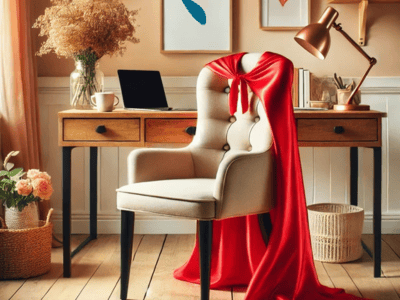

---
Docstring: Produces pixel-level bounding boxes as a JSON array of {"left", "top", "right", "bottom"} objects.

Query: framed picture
[
  {"left": 161, "top": 0, "right": 232, "bottom": 53},
  {"left": 259, "top": 0, "right": 310, "bottom": 31}
]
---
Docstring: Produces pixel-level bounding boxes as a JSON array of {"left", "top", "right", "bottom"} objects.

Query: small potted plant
[{"left": 0, "top": 151, "right": 54, "bottom": 229}]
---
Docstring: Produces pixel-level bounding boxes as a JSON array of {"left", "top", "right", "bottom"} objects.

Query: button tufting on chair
[
  {"left": 229, "top": 116, "right": 236, "bottom": 123},
  {"left": 223, "top": 144, "right": 230, "bottom": 151}
]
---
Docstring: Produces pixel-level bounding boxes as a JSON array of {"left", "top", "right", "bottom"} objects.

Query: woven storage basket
[
  {"left": 307, "top": 203, "right": 364, "bottom": 263},
  {"left": 0, "top": 209, "right": 53, "bottom": 279}
]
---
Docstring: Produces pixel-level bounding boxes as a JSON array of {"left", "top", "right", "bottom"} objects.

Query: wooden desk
[{"left": 58, "top": 109, "right": 384, "bottom": 278}]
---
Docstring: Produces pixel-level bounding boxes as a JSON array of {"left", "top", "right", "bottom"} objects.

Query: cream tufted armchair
[{"left": 116, "top": 53, "right": 275, "bottom": 300}]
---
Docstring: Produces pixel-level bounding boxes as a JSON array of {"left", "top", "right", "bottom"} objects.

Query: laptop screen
[{"left": 117, "top": 70, "right": 168, "bottom": 109}]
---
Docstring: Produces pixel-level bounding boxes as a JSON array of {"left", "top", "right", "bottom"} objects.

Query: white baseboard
[{"left": 52, "top": 213, "right": 400, "bottom": 235}]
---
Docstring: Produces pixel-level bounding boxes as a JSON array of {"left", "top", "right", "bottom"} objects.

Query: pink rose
[
  {"left": 27, "top": 170, "right": 51, "bottom": 182},
  {"left": 32, "top": 178, "right": 53, "bottom": 200},
  {"left": 36, "top": 172, "right": 51, "bottom": 182},
  {"left": 16, "top": 180, "right": 33, "bottom": 196},
  {"left": 27, "top": 169, "right": 40, "bottom": 179}
]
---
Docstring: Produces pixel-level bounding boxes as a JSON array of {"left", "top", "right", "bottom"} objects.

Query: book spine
[
  {"left": 304, "top": 70, "right": 310, "bottom": 108},
  {"left": 298, "top": 68, "right": 304, "bottom": 108},
  {"left": 292, "top": 68, "right": 299, "bottom": 107}
]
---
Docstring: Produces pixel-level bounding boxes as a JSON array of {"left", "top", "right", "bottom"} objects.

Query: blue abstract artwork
[
  {"left": 181, "top": 0, "right": 206, "bottom": 25},
  {"left": 163, "top": 0, "right": 231, "bottom": 52}
]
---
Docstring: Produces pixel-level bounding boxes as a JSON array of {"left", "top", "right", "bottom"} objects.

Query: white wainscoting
[{"left": 38, "top": 76, "right": 400, "bottom": 234}]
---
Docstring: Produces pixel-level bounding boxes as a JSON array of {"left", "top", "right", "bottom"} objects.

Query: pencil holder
[{"left": 337, "top": 88, "right": 361, "bottom": 105}]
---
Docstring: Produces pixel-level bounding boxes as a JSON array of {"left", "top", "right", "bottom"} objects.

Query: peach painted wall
[{"left": 31, "top": 0, "right": 400, "bottom": 77}]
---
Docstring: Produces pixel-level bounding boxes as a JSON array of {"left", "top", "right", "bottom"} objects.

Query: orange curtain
[{"left": 0, "top": 1, "right": 45, "bottom": 218}]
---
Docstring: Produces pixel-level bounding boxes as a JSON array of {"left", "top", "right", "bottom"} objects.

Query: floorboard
[
  {"left": 0, "top": 279, "right": 26, "bottom": 300},
  {"left": 76, "top": 235, "right": 123, "bottom": 300},
  {"left": 365, "top": 235, "right": 400, "bottom": 298},
  {"left": 2, "top": 234, "right": 400, "bottom": 299},
  {"left": 144, "top": 235, "right": 231, "bottom": 300},
  {"left": 109, "top": 234, "right": 165, "bottom": 300},
  {"left": 232, "top": 287, "right": 246, "bottom": 300},
  {"left": 337, "top": 235, "right": 400, "bottom": 300},
  {"left": 42, "top": 235, "right": 118, "bottom": 300},
  {"left": 108, "top": 234, "right": 144, "bottom": 300},
  {"left": 315, "top": 261, "right": 335, "bottom": 288},
  {"left": 322, "top": 261, "right": 362, "bottom": 297}
]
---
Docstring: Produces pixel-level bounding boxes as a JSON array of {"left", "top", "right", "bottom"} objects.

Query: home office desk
[{"left": 58, "top": 108, "right": 384, "bottom": 278}]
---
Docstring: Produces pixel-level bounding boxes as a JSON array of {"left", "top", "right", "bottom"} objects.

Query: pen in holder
[{"left": 336, "top": 81, "right": 361, "bottom": 105}]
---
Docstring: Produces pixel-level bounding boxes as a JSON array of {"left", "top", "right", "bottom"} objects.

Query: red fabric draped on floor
[{"left": 173, "top": 52, "right": 371, "bottom": 300}]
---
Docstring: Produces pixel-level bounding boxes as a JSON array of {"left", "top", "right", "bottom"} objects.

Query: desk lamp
[{"left": 294, "top": 7, "right": 377, "bottom": 111}]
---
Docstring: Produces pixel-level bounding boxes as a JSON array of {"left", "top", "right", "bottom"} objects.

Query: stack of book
[{"left": 292, "top": 68, "right": 311, "bottom": 108}]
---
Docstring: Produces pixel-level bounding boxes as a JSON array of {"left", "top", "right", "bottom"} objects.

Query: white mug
[{"left": 90, "top": 92, "right": 119, "bottom": 112}]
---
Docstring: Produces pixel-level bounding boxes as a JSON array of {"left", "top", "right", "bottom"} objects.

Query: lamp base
[{"left": 333, "top": 104, "right": 370, "bottom": 111}]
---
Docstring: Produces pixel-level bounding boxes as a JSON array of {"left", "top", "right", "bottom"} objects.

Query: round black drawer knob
[
  {"left": 334, "top": 126, "right": 344, "bottom": 134},
  {"left": 95, "top": 125, "right": 107, "bottom": 134},
  {"left": 185, "top": 126, "right": 196, "bottom": 135}
]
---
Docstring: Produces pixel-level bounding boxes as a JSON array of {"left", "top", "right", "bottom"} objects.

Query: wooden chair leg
[
  {"left": 199, "top": 220, "right": 213, "bottom": 300},
  {"left": 258, "top": 212, "right": 273, "bottom": 246},
  {"left": 121, "top": 211, "right": 135, "bottom": 300}
]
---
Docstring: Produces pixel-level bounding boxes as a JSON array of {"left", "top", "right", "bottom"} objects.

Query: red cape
[{"left": 174, "top": 52, "right": 371, "bottom": 300}]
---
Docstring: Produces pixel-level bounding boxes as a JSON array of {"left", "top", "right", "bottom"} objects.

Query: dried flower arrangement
[
  {"left": 33, "top": 0, "right": 139, "bottom": 109},
  {"left": 33, "top": 0, "right": 139, "bottom": 59}
]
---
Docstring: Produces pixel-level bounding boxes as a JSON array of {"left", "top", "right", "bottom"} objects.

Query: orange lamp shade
[{"left": 294, "top": 7, "right": 339, "bottom": 60}]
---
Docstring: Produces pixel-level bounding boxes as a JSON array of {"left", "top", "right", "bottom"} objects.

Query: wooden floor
[{"left": 2, "top": 234, "right": 400, "bottom": 300}]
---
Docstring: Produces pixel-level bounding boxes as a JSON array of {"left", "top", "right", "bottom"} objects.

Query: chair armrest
[
  {"left": 214, "top": 150, "right": 275, "bottom": 219},
  {"left": 127, "top": 147, "right": 195, "bottom": 184}
]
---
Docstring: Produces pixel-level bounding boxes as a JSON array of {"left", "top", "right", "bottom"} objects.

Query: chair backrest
[{"left": 188, "top": 53, "right": 274, "bottom": 178}]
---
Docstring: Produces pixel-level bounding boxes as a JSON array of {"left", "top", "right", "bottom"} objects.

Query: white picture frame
[
  {"left": 260, "top": 0, "right": 310, "bottom": 31},
  {"left": 161, "top": 0, "right": 232, "bottom": 53}
]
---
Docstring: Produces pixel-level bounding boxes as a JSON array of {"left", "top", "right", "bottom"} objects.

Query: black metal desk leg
[
  {"left": 373, "top": 147, "right": 382, "bottom": 278},
  {"left": 90, "top": 147, "right": 98, "bottom": 240},
  {"left": 63, "top": 146, "right": 73, "bottom": 278},
  {"left": 350, "top": 147, "right": 358, "bottom": 206}
]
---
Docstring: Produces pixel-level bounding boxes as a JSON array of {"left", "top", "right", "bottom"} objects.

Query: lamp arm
[
  {"left": 333, "top": 23, "right": 373, "bottom": 61},
  {"left": 347, "top": 62, "right": 375, "bottom": 105},
  {"left": 333, "top": 23, "right": 377, "bottom": 105}
]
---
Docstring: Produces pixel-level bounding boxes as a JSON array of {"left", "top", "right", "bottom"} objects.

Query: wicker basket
[
  {"left": 307, "top": 203, "right": 364, "bottom": 263},
  {"left": 0, "top": 209, "right": 53, "bottom": 279}
]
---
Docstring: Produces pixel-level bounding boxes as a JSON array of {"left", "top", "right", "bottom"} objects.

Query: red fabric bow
[
  {"left": 229, "top": 75, "right": 249, "bottom": 114},
  {"left": 174, "top": 52, "right": 372, "bottom": 300}
]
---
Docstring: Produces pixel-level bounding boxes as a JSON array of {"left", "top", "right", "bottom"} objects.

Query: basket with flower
[{"left": 0, "top": 151, "right": 54, "bottom": 279}]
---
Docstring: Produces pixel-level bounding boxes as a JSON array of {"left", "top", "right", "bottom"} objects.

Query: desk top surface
[{"left": 58, "top": 109, "right": 385, "bottom": 119}]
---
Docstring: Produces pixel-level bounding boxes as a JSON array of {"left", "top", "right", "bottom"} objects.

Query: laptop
[{"left": 117, "top": 70, "right": 196, "bottom": 111}]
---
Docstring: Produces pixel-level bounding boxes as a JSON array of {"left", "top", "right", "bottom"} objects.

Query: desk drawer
[
  {"left": 63, "top": 118, "right": 140, "bottom": 141},
  {"left": 145, "top": 118, "right": 197, "bottom": 143},
  {"left": 297, "top": 119, "right": 378, "bottom": 142}
]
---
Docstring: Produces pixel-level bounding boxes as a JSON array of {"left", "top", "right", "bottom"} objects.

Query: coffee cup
[{"left": 90, "top": 92, "right": 119, "bottom": 112}]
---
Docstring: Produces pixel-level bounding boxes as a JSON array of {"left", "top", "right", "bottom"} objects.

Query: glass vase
[{"left": 70, "top": 59, "right": 104, "bottom": 109}]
